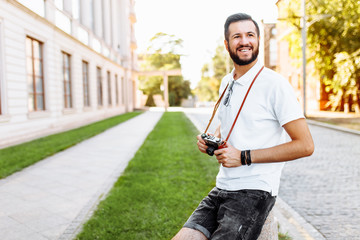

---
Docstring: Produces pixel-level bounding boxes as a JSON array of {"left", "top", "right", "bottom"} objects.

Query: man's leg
[
  {"left": 173, "top": 208, "right": 277, "bottom": 240},
  {"left": 210, "top": 190, "right": 276, "bottom": 240},
  {"left": 172, "top": 188, "right": 220, "bottom": 240},
  {"left": 172, "top": 227, "right": 208, "bottom": 240}
]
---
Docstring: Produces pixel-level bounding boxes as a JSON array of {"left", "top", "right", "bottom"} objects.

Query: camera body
[{"left": 201, "top": 133, "right": 225, "bottom": 156}]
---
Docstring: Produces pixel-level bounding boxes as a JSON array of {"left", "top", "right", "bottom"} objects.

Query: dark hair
[{"left": 224, "top": 13, "right": 260, "bottom": 41}]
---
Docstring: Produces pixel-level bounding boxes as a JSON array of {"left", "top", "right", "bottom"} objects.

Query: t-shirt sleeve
[{"left": 273, "top": 78, "right": 304, "bottom": 127}]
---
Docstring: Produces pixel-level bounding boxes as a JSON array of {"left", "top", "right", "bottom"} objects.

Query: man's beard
[{"left": 228, "top": 44, "right": 259, "bottom": 66}]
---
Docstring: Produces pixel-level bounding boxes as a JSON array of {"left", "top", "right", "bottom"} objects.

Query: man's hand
[
  {"left": 196, "top": 134, "right": 208, "bottom": 154},
  {"left": 214, "top": 142, "right": 242, "bottom": 168}
]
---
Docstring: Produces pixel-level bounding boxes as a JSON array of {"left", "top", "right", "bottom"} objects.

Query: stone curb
[{"left": 307, "top": 119, "right": 360, "bottom": 136}]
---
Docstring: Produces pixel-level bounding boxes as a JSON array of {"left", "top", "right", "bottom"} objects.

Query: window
[
  {"left": 26, "top": 36, "right": 45, "bottom": 111},
  {"left": 102, "top": 1, "right": 107, "bottom": 40},
  {"left": 82, "top": 61, "right": 90, "bottom": 107},
  {"left": 62, "top": 52, "right": 72, "bottom": 108},
  {"left": 121, "top": 76, "right": 125, "bottom": 105},
  {"left": 0, "top": 21, "right": 2, "bottom": 115},
  {"left": 115, "top": 74, "right": 119, "bottom": 105},
  {"left": 96, "top": 67, "right": 103, "bottom": 106},
  {"left": 80, "top": 0, "right": 94, "bottom": 30},
  {"left": 107, "top": 71, "right": 111, "bottom": 105},
  {"left": 54, "top": 0, "right": 63, "bottom": 10},
  {"left": 17, "top": 0, "right": 45, "bottom": 17},
  {"left": 0, "top": 82, "right": 1, "bottom": 114},
  {"left": 72, "top": 0, "right": 80, "bottom": 19},
  {"left": 0, "top": 83, "right": 1, "bottom": 115}
]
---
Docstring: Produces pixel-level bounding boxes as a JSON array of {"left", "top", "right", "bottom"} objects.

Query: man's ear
[{"left": 224, "top": 39, "right": 229, "bottom": 53}]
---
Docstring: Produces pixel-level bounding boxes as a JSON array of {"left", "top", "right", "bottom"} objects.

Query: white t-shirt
[{"left": 216, "top": 60, "right": 304, "bottom": 196}]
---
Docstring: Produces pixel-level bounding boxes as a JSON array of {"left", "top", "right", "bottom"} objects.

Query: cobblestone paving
[
  {"left": 279, "top": 124, "right": 360, "bottom": 240},
  {"left": 185, "top": 109, "right": 360, "bottom": 240}
]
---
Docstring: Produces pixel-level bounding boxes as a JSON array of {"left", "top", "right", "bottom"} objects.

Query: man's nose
[{"left": 238, "top": 35, "right": 250, "bottom": 44}]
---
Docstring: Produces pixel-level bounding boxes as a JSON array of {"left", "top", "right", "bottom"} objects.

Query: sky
[{"left": 134, "top": 0, "right": 279, "bottom": 88}]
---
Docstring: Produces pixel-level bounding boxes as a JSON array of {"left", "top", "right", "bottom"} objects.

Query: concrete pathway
[{"left": 0, "top": 111, "right": 163, "bottom": 240}]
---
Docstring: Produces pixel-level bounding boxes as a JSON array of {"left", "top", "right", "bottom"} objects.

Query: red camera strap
[{"left": 204, "top": 66, "right": 264, "bottom": 143}]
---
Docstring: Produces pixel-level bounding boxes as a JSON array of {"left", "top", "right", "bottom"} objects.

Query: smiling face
[{"left": 225, "top": 20, "right": 260, "bottom": 66}]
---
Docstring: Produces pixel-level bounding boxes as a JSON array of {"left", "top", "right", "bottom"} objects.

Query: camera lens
[{"left": 206, "top": 146, "right": 216, "bottom": 156}]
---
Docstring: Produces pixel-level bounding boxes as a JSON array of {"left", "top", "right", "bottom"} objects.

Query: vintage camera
[{"left": 201, "top": 133, "right": 225, "bottom": 156}]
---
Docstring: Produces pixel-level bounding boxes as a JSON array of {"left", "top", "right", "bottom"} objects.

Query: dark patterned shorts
[{"left": 183, "top": 187, "right": 276, "bottom": 240}]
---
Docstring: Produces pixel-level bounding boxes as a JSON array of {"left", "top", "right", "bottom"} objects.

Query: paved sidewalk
[{"left": 0, "top": 111, "right": 163, "bottom": 240}]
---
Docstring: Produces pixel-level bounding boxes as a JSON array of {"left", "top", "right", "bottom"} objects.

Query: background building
[
  {"left": 0, "top": 0, "right": 138, "bottom": 147},
  {"left": 262, "top": 22, "right": 277, "bottom": 72},
  {"left": 274, "top": 0, "right": 320, "bottom": 113}
]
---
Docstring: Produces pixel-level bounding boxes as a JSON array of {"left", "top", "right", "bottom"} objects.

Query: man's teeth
[{"left": 240, "top": 49, "right": 249, "bottom": 52}]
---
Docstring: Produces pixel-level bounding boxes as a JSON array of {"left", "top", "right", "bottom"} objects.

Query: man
[{"left": 173, "top": 13, "right": 314, "bottom": 240}]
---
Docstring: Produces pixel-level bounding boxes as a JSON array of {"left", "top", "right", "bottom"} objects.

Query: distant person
[{"left": 173, "top": 13, "right": 314, "bottom": 240}]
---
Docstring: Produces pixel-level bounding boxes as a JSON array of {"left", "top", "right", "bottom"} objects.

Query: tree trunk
[
  {"left": 344, "top": 94, "right": 350, "bottom": 113},
  {"left": 353, "top": 92, "right": 360, "bottom": 113}
]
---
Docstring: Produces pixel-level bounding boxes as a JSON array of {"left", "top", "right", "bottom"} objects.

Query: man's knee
[{"left": 172, "top": 227, "right": 208, "bottom": 240}]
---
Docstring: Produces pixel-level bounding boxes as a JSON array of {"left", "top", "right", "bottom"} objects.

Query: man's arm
[
  {"left": 251, "top": 118, "right": 314, "bottom": 163},
  {"left": 214, "top": 118, "right": 314, "bottom": 167}
]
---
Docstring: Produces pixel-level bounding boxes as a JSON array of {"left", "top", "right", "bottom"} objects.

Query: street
[
  {"left": 184, "top": 108, "right": 360, "bottom": 240},
  {"left": 279, "top": 123, "right": 360, "bottom": 240}
]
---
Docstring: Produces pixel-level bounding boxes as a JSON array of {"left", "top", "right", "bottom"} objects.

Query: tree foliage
[
  {"left": 139, "top": 33, "right": 191, "bottom": 106},
  {"left": 195, "top": 43, "right": 232, "bottom": 101},
  {"left": 281, "top": 0, "right": 360, "bottom": 112}
]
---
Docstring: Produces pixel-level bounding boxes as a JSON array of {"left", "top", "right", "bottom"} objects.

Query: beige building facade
[
  {"left": 0, "top": 0, "right": 138, "bottom": 147},
  {"left": 258, "top": 0, "right": 326, "bottom": 114}
]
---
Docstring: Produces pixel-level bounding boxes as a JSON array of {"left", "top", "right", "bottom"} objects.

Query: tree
[
  {"left": 329, "top": 50, "right": 360, "bottom": 112},
  {"left": 138, "top": 33, "right": 191, "bottom": 106},
  {"left": 195, "top": 43, "right": 232, "bottom": 101},
  {"left": 280, "top": 0, "right": 360, "bottom": 112}
]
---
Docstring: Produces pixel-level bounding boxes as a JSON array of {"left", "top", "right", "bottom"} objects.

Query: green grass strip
[
  {"left": 0, "top": 111, "right": 143, "bottom": 179},
  {"left": 75, "top": 112, "right": 219, "bottom": 240}
]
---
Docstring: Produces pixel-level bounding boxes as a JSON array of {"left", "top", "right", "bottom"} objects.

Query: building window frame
[
  {"left": 82, "top": 60, "right": 90, "bottom": 107},
  {"left": 26, "top": 36, "right": 45, "bottom": 112},
  {"left": 115, "top": 74, "right": 119, "bottom": 105},
  {"left": 121, "top": 76, "right": 125, "bottom": 105},
  {"left": 0, "top": 20, "right": 3, "bottom": 115},
  {"left": 62, "top": 51, "right": 72, "bottom": 109},
  {"left": 107, "top": 70, "right": 112, "bottom": 106},
  {"left": 96, "top": 66, "right": 103, "bottom": 106}
]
